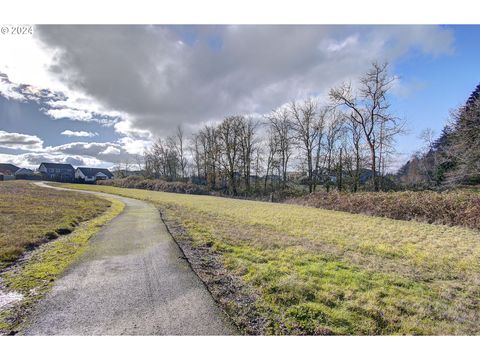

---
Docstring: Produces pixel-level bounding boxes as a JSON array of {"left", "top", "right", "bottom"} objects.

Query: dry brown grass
[
  {"left": 0, "top": 181, "right": 110, "bottom": 267},
  {"left": 288, "top": 190, "right": 480, "bottom": 230}
]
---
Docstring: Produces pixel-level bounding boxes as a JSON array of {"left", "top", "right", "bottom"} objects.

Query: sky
[{"left": 0, "top": 25, "right": 479, "bottom": 170}]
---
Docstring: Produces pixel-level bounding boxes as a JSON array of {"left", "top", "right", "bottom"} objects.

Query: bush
[
  {"left": 97, "top": 176, "right": 211, "bottom": 195},
  {"left": 287, "top": 190, "right": 480, "bottom": 230}
]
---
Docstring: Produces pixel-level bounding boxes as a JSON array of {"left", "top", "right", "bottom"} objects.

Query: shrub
[
  {"left": 287, "top": 190, "right": 480, "bottom": 230},
  {"left": 97, "top": 176, "right": 211, "bottom": 195}
]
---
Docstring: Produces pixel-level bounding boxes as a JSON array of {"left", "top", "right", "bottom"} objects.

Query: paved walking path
[{"left": 23, "top": 183, "right": 236, "bottom": 335}]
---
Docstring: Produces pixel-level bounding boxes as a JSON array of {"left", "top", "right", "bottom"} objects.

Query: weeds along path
[{"left": 23, "top": 182, "right": 235, "bottom": 335}]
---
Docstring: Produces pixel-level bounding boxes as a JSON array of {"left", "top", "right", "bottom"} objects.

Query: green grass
[
  {"left": 0, "top": 181, "right": 111, "bottom": 267},
  {"left": 60, "top": 183, "right": 480, "bottom": 335}
]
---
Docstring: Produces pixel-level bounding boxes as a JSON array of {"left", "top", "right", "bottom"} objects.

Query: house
[
  {"left": 38, "top": 163, "right": 75, "bottom": 182},
  {"left": 14, "top": 168, "right": 40, "bottom": 180},
  {"left": 0, "top": 163, "right": 20, "bottom": 175},
  {"left": 15, "top": 168, "right": 34, "bottom": 176},
  {"left": 75, "top": 167, "right": 114, "bottom": 183},
  {"left": 286, "top": 171, "right": 303, "bottom": 182}
]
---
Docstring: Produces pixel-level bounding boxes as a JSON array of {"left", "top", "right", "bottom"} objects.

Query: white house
[{"left": 75, "top": 167, "right": 114, "bottom": 183}]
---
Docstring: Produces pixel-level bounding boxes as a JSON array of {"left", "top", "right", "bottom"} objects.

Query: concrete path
[{"left": 23, "top": 183, "right": 236, "bottom": 335}]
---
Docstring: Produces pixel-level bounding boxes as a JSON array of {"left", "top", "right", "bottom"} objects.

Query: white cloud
[
  {"left": 0, "top": 152, "right": 102, "bottom": 169},
  {"left": 1, "top": 25, "right": 455, "bottom": 141},
  {"left": 45, "top": 141, "right": 124, "bottom": 163},
  {"left": 114, "top": 118, "right": 152, "bottom": 139},
  {"left": 47, "top": 108, "right": 94, "bottom": 121},
  {"left": 390, "top": 77, "right": 427, "bottom": 98},
  {"left": 326, "top": 35, "right": 359, "bottom": 52},
  {"left": 0, "top": 130, "right": 44, "bottom": 150},
  {"left": 28, "top": 25, "right": 453, "bottom": 139},
  {"left": 100, "top": 145, "right": 121, "bottom": 155},
  {"left": 0, "top": 28, "right": 124, "bottom": 127},
  {"left": 61, "top": 130, "right": 98, "bottom": 137},
  {"left": 118, "top": 137, "right": 151, "bottom": 155},
  {"left": 0, "top": 75, "right": 26, "bottom": 101},
  {"left": 0, "top": 27, "right": 66, "bottom": 93},
  {"left": 0, "top": 137, "right": 135, "bottom": 168},
  {"left": 0, "top": 25, "right": 456, "bottom": 169}
]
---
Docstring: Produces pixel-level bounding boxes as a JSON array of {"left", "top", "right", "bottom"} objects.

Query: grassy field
[
  {"left": 0, "top": 181, "right": 124, "bottom": 334},
  {"left": 0, "top": 181, "right": 111, "bottom": 267},
  {"left": 61, "top": 184, "right": 480, "bottom": 335}
]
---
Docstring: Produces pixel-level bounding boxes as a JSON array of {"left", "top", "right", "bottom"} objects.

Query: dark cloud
[
  {"left": 47, "top": 141, "right": 127, "bottom": 163},
  {"left": 0, "top": 130, "right": 44, "bottom": 150},
  {"left": 0, "top": 130, "right": 140, "bottom": 167},
  {"left": 34, "top": 25, "right": 454, "bottom": 137},
  {"left": 0, "top": 152, "right": 95, "bottom": 168}
]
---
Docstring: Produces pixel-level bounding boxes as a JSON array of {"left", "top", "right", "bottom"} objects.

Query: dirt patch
[{"left": 159, "top": 208, "right": 266, "bottom": 335}]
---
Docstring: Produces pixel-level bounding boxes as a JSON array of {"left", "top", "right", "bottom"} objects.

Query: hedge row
[
  {"left": 287, "top": 190, "right": 480, "bottom": 230},
  {"left": 97, "top": 176, "right": 211, "bottom": 195}
]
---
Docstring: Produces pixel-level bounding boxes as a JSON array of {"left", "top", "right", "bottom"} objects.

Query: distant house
[
  {"left": 14, "top": 168, "right": 38, "bottom": 180},
  {"left": 0, "top": 163, "right": 20, "bottom": 175},
  {"left": 38, "top": 163, "right": 75, "bottom": 182},
  {"left": 75, "top": 167, "right": 114, "bottom": 183},
  {"left": 286, "top": 171, "right": 303, "bottom": 182},
  {"left": 15, "top": 168, "right": 34, "bottom": 176}
]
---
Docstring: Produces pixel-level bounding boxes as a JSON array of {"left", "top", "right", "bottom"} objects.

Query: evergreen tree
[{"left": 398, "top": 82, "right": 480, "bottom": 187}]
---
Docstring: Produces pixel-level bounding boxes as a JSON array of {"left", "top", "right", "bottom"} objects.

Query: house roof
[
  {"left": 77, "top": 167, "right": 113, "bottom": 178},
  {"left": 39, "top": 162, "right": 75, "bottom": 170},
  {"left": 15, "top": 168, "right": 34, "bottom": 175},
  {"left": 0, "top": 163, "right": 20, "bottom": 175}
]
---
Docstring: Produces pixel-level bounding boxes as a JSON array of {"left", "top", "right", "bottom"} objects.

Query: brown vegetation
[
  {"left": 98, "top": 176, "right": 210, "bottom": 195},
  {"left": 288, "top": 190, "right": 480, "bottom": 230},
  {"left": 0, "top": 181, "right": 110, "bottom": 267}
]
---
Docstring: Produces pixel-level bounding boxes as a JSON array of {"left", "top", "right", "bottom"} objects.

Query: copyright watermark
[{"left": 1, "top": 25, "right": 34, "bottom": 35}]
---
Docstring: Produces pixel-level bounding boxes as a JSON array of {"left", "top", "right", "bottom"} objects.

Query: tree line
[
  {"left": 140, "top": 62, "right": 404, "bottom": 194},
  {"left": 398, "top": 82, "right": 480, "bottom": 188}
]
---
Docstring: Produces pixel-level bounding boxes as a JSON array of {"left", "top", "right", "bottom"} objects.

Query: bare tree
[
  {"left": 134, "top": 154, "right": 145, "bottom": 177},
  {"left": 144, "top": 137, "right": 182, "bottom": 180},
  {"left": 346, "top": 117, "right": 364, "bottom": 192},
  {"left": 218, "top": 116, "right": 243, "bottom": 195},
  {"left": 253, "top": 147, "right": 263, "bottom": 192},
  {"left": 113, "top": 158, "right": 132, "bottom": 178},
  {"left": 190, "top": 132, "right": 202, "bottom": 179},
  {"left": 289, "top": 98, "right": 321, "bottom": 193},
  {"left": 175, "top": 125, "right": 188, "bottom": 179},
  {"left": 192, "top": 125, "right": 221, "bottom": 189},
  {"left": 267, "top": 107, "right": 294, "bottom": 189},
  {"left": 264, "top": 132, "right": 279, "bottom": 193},
  {"left": 239, "top": 117, "right": 259, "bottom": 193},
  {"left": 330, "top": 62, "right": 402, "bottom": 191},
  {"left": 323, "top": 110, "right": 343, "bottom": 192},
  {"left": 312, "top": 106, "right": 328, "bottom": 191}
]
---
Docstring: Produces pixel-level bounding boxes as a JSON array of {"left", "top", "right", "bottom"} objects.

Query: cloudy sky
[{"left": 1, "top": 25, "right": 479, "bottom": 169}]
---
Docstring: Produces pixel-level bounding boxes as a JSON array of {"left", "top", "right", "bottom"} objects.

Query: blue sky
[
  {"left": 391, "top": 25, "right": 480, "bottom": 160},
  {"left": 0, "top": 25, "right": 478, "bottom": 170}
]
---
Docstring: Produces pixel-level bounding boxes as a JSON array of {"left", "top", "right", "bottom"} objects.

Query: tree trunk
[
  {"left": 354, "top": 152, "right": 360, "bottom": 192},
  {"left": 337, "top": 148, "right": 343, "bottom": 191},
  {"left": 370, "top": 144, "right": 378, "bottom": 191},
  {"left": 307, "top": 152, "right": 313, "bottom": 193}
]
